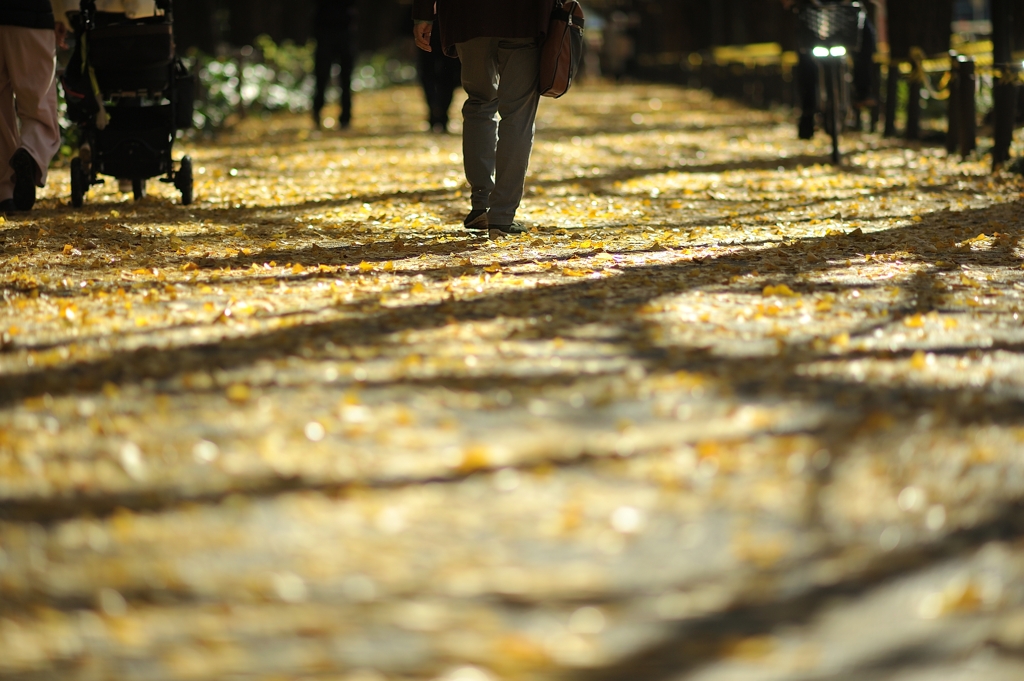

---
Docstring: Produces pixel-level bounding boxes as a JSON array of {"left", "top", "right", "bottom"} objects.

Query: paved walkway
[{"left": 2, "top": 84, "right": 1024, "bottom": 680}]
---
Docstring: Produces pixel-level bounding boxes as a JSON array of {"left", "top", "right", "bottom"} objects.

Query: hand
[
  {"left": 55, "top": 22, "right": 68, "bottom": 49},
  {"left": 413, "top": 22, "right": 432, "bottom": 52}
]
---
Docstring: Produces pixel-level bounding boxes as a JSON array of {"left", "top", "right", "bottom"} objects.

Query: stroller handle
[
  {"left": 77, "top": 0, "right": 173, "bottom": 30},
  {"left": 78, "top": 0, "right": 173, "bottom": 11},
  {"left": 794, "top": 0, "right": 861, "bottom": 8}
]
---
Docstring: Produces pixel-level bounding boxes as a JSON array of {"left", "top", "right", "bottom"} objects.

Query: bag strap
[{"left": 552, "top": 1, "right": 585, "bottom": 29}]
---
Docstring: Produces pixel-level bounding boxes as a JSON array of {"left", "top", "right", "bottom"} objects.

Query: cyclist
[{"left": 781, "top": 0, "right": 878, "bottom": 140}]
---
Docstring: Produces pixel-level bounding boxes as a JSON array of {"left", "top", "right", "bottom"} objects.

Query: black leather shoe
[
  {"left": 464, "top": 208, "right": 488, "bottom": 230},
  {"left": 0, "top": 198, "right": 17, "bottom": 214},
  {"left": 488, "top": 223, "right": 526, "bottom": 239},
  {"left": 10, "top": 149, "right": 38, "bottom": 211}
]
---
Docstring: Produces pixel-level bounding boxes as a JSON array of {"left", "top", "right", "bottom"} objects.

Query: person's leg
[
  {"left": 489, "top": 38, "right": 541, "bottom": 226},
  {"left": 5, "top": 26, "right": 60, "bottom": 210},
  {"left": 0, "top": 27, "right": 20, "bottom": 205},
  {"left": 336, "top": 18, "right": 357, "bottom": 128},
  {"left": 797, "top": 51, "right": 818, "bottom": 139},
  {"left": 337, "top": 40, "right": 354, "bottom": 128},
  {"left": 419, "top": 47, "right": 440, "bottom": 128},
  {"left": 456, "top": 38, "right": 499, "bottom": 215},
  {"left": 437, "top": 54, "right": 462, "bottom": 131},
  {"left": 422, "top": 22, "right": 447, "bottom": 130},
  {"left": 312, "top": 36, "right": 333, "bottom": 127}
]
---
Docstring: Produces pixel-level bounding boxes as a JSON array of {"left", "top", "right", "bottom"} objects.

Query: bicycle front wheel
[{"left": 825, "top": 61, "right": 843, "bottom": 165}]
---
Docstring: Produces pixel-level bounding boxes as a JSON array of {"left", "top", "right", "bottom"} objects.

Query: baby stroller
[{"left": 61, "top": 0, "right": 194, "bottom": 206}]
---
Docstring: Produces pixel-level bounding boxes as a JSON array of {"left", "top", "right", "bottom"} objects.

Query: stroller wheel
[
  {"left": 70, "top": 157, "right": 87, "bottom": 208},
  {"left": 132, "top": 178, "right": 146, "bottom": 201},
  {"left": 176, "top": 156, "right": 193, "bottom": 206}
]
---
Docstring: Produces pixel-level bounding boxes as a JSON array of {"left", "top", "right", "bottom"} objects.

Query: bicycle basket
[{"left": 798, "top": 2, "right": 865, "bottom": 52}]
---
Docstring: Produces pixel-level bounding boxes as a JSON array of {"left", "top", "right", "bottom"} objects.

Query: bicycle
[{"left": 797, "top": 0, "right": 867, "bottom": 164}]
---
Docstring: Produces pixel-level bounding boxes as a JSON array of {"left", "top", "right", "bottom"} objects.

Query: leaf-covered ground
[{"left": 3, "top": 83, "right": 1024, "bottom": 680}]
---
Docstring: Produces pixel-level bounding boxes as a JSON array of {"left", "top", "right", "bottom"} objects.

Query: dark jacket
[
  {"left": 413, "top": 0, "right": 551, "bottom": 57},
  {"left": 0, "top": 0, "right": 55, "bottom": 29}
]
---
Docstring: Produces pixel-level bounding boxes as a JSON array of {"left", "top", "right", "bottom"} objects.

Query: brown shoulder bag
[{"left": 539, "top": 1, "right": 585, "bottom": 98}]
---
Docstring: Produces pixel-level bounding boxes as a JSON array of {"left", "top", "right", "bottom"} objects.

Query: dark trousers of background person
[
  {"left": 797, "top": 17, "right": 877, "bottom": 137},
  {"left": 312, "top": 3, "right": 357, "bottom": 129},
  {"left": 418, "top": 22, "right": 462, "bottom": 133}
]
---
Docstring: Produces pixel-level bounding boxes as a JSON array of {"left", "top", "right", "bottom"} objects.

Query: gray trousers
[{"left": 455, "top": 37, "right": 540, "bottom": 226}]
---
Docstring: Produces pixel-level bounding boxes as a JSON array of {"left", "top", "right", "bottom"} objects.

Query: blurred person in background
[
  {"left": 312, "top": 0, "right": 358, "bottom": 130},
  {"left": 783, "top": 0, "right": 877, "bottom": 139},
  {"left": 412, "top": 0, "right": 549, "bottom": 238},
  {"left": 602, "top": 10, "right": 638, "bottom": 81},
  {"left": 0, "top": 0, "right": 67, "bottom": 213},
  {"left": 418, "top": 17, "right": 462, "bottom": 134},
  {"left": 580, "top": 8, "right": 604, "bottom": 81}
]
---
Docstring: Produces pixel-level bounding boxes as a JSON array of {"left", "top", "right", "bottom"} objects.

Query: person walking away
[
  {"left": 418, "top": 18, "right": 462, "bottom": 133},
  {"left": 413, "top": 0, "right": 549, "bottom": 239},
  {"left": 0, "top": 0, "right": 66, "bottom": 213},
  {"left": 602, "top": 11, "right": 638, "bottom": 81},
  {"left": 312, "top": 0, "right": 358, "bottom": 130}
]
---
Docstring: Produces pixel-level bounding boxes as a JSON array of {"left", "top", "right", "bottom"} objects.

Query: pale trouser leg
[
  {"left": 0, "top": 25, "right": 60, "bottom": 201},
  {"left": 457, "top": 37, "right": 541, "bottom": 225}
]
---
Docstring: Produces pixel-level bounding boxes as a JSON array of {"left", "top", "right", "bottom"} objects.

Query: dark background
[{"left": 169, "top": 0, "right": 1009, "bottom": 59}]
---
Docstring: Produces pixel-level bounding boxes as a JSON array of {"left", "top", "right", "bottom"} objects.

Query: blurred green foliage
[{"left": 186, "top": 36, "right": 418, "bottom": 131}]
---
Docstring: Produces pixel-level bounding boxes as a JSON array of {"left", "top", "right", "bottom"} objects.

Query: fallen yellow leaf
[
  {"left": 763, "top": 284, "right": 797, "bottom": 297},
  {"left": 226, "top": 384, "right": 251, "bottom": 403}
]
